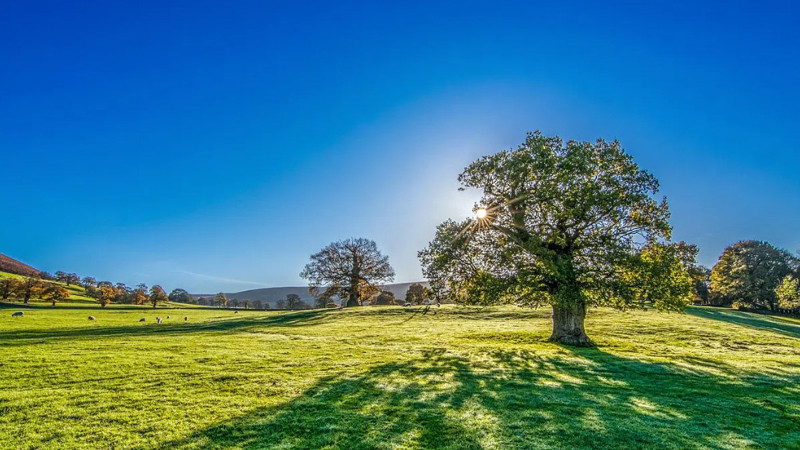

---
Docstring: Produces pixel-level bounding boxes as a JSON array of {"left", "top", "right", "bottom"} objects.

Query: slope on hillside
[
  {"left": 194, "top": 282, "right": 430, "bottom": 305},
  {"left": 0, "top": 253, "right": 40, "bottom": 277}
]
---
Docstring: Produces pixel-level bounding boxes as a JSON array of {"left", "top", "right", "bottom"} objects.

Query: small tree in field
[
  {"left": 149, "top": 285, "right": 169, "bottom": 308},
  {"left": 420, "top": 132, "right": 683, "bottom": 346},
  {"left": 0, "top": 278, "right": 19, "bottom": 301},
  {"left": 168, "top": 288, "right": 193, "bottom": 304},
  {"left": 285, "top": 294, "right": 304, "bottom": 310},
  {"left": 405, "top": 283, "right": 427, "bottom": 305},
  {"left": 97, "top": 285, "right": 116, "bottom": 307},
  {"left": 301, "top": 238, "right": 395, "bottom": 307},
  {"left": 375, "top": 290, "right": 396, "bottom": 305},
  {"left": 18, "top": 276, "right": 43, "bottom": 304},
  {"left": 42, "top": 285, "right": 70, "bottom": 306},
  {"left": 214, "top": 292, "right": 228, "bottom": 308},
  {"left": 131, "top": 287, "right": 148, "bottom": 305}
]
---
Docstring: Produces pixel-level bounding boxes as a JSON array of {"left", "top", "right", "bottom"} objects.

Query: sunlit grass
[{"left": 0, "top": 305, "right": 798, "bottom": 449}]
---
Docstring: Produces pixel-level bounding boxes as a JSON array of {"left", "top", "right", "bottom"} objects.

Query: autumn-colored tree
[
  {"left": 17, "top": 276, "right": 43, "bottom": 304},
  {"left": 97, "top": 285, "right": 116, "bottom": 307},
  {"left": 42, "top": 285, "right": 71, "bottom": 306},
  {"left": 149, "top": 285, "right": 169, "bottom": 308},
  {"left": 131, "top": 287, "right": 148, "bottom": 305},
  {"left": 301, "top": 238, "right": 395, "bottom": 307},
  {"left": 81, "top": 276, "right": 97, "bottom": 289},
  {"left": 115, "top": 283, "right": 131, "bottom": 303},
  {"left": 420, "top": 132, "right": 679, "bottom": 346},
  {"left": 0, "top": 278, "right": 19, "bottom": 301}
]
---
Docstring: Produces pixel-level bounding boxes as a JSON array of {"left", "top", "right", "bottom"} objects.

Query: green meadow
[{"left": 1, "top": 305, "right": 799, "bottom": 449}]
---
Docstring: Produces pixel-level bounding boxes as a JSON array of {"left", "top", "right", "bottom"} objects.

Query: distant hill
[
  {"left": 194, "top": 281, "right": 429, "bottom": 306},
  {"left": 0, "top": 253, "right": 41, "bottom": 277}
]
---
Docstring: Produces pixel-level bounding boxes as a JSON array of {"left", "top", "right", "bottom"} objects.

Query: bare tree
[{"left": 301, "top": 238, "right": 395, "bottom": 307}]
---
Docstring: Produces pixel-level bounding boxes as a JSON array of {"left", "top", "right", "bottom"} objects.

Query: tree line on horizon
[{"left": 0, "top": 272, "right": 187, "bottom": 308}]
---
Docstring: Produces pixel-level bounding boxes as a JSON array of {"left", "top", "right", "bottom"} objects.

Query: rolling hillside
[
  {"left": 0, "top": 253, "right": 40, "bottom": 277},
  {"left": 196, "top": 282, "right": 430, "bottom": 305}
]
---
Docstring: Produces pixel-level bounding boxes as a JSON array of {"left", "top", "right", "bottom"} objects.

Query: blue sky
[{"left": 1, "top": 0, "right": 798, "bottom": 292}]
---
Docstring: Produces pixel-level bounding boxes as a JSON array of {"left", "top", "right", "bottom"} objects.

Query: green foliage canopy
[
  {"left": 419, "top": 132, "right": 686, "bottom": 344},
  {"left": 710, "top": 240, "right": 799, "bottom": 311}
]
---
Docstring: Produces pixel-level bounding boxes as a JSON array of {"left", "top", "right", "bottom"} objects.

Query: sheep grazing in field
[
  {"left": 234, "top": 310, "right": 238, "bottom": 314},
  {"left": 184, "top": 316, "right": 188, "bottom": 321},
  {"left": 156, "top": 317, "right": 162, "bottom": 324},
  {"left": 88, "top": 316, "right": 96, "bottom": 321},
  {"left": 11, "top": 311, "right": 23, "bottom": 317},
  {"left": 166, "top": 315, "right": 170, "bottom": 319},
  {"left": 139, "top": 318, "right": 146, "bottom": 322}
]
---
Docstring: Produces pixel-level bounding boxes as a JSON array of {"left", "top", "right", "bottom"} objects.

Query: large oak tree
[
  {"left": 301, "top": 238, "right": 395, "bottom": 307},
  {"left": 420, "top": 132, "right": 687, "bottom": 346}
]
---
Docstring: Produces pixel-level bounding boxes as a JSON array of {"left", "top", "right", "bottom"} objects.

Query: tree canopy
[
  {"left": 375, "top": 290, "right": 396, "bottom": 305},
  {"left": 301, "top": 238, "right": 395, "bottom": 307},
  {"left": 168, "top": 288, "right": 193, "bottom": 304},
  {"left": 775, "top": 275, "right": 800, "bottom": 311},
  {"left": 710, "top": 240, "right": 799, "bottom": 311},
  {"left": 420, "top": 132, "right": 686, "bottom": 346},
  {"left": 149, "top": 285, "right": 169, "bottom": 308},
  {"left": 404, "top": 283, "right": 428, "bottom": 305},
  {"left": 214, "top": 292, "right": 228, "bottom": 307}
]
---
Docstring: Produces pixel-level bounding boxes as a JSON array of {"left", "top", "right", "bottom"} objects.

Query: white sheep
[{"left": 156, "top": 317, "right": 162, "bottom": 324}]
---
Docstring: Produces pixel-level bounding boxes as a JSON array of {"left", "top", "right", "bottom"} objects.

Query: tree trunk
[
  {"left": 549, "top": 302, "right": 593, "bottom": 347},
  {"left": 345, "top": 292, "right": 359, "bottom": 307}
]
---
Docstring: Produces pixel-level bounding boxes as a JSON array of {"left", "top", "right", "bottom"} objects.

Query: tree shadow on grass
[
  {"left": 157, "top": 347, "right": 800, "bottom": 449},
  {"left": 0, "top": 309, "right": 331, "bottom": 346},
  {"left": 687, "top": 307, "right": 800, "bottom": 339}
]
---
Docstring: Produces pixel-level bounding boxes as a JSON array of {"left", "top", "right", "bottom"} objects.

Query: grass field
[{"left": 1, "top": 305, "right": 799, "bottom": 449}]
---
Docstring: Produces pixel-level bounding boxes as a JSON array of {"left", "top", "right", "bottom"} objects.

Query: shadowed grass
[
  {"left": 687, "top": 307, "right": 800, "bottom": 339},
  {"left": 1, "top": 306, "right": 799, "bottom": 449}
]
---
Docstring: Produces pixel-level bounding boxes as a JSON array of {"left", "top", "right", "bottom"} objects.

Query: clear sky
[{"left": 1, "top": 1, "right": 798, "bottom": 293}]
